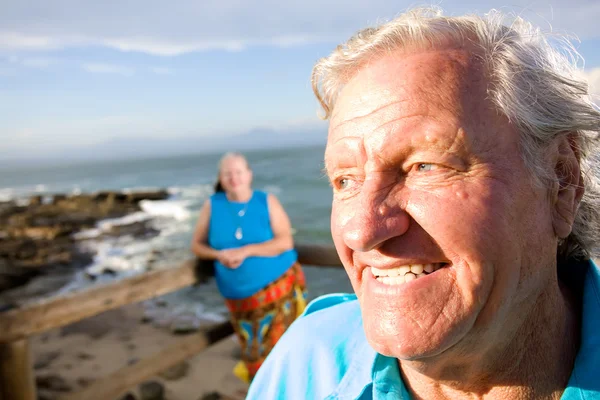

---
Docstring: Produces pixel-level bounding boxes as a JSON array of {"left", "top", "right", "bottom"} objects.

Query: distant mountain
[{"left": 1, "top": 125, "right": 328, "bottom": 167}]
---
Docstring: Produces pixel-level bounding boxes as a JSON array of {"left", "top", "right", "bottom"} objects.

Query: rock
[
  {"left": 0, "top": 189, "right": 169, "bottom": 296},
  {"left": 36, "top": 374, "right": 72, "bottom": 392},
  {"left": 118, "top": 393, "right": 137, "bottom": 400},
  {"left": 76, "top": 352, "right": 94, "bottom": 361},
  {"left": 140, "top": 314, "right": 153, "bottom": 324},
  {"left": 139, "top": 381, "right": 165, "bottom": 400},
  {"left": 170, "top": 315, "right": 201, "bottom": 334},
  {"left": 102, "top": 268, "right": 118, "bottom": 276},
  {"left": 199, "top": 392, "right": 223, "bottom": 400},
  {"left": 29, "top": 195, "right": 43, "bottom": 206},
  {"left": 34, "top": 351, "right": 61, "bottom": 370},
  {"left": 158, "top": 361, "right": 190, "bottom": 381},
  {"left": 76, "top": 377, "right": 93, "bottom": 388},
  {"left": 128, "top": 357, "right": 139, "bottom": 366},
  {"left": 126, "top": 190, "right": 169, "bottom": 203},
  {"left": 36, "top": 389, "right": 56, "bottom": 400}
]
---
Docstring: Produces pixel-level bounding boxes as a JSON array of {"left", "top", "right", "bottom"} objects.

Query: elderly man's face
[{"left": 325, "top": 48, "right": 557, "bottom": 359}]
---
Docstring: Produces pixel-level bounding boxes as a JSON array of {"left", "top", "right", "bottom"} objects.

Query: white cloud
[
  {"left": 82, "top": 63, "right": 135, "bottom": 76},
  {"left": 150, "top": 67, "right": 173, "bottom": 75},
  {"left": 0, "top": 0, "right": 598, "bottom": 56},
  {"left": 580, "top": 67, "right": 600, "bottom": 97},
  {"left": 2, "top": 55, "right": 58, "bottom": 69}
]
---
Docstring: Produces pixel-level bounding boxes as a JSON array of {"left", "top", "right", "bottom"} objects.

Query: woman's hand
[{"left": 218, "top": 247, "right": 251, "bottom": 269}]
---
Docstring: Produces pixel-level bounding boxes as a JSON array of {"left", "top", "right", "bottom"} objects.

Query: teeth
[
  {"left": 380, "top": 276, "right": 405, "bottom": 285},
  {"left": 397, "top": 266, "right": 411, "bottom": 276},
  {"left": 410, "top": 264, "right": 423, "bottom": 274},
  {"left": 372, "top": 263, "right": 445, "bottom": 285}
]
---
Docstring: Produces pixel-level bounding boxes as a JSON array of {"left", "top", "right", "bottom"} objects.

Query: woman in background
[{"left": 190, "top": 152, "right": 306, "bottom": 383}]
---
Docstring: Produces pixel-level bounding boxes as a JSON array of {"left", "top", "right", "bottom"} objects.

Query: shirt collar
[{"left": 563, "top": 259, "right": 600, "bottom": 397}]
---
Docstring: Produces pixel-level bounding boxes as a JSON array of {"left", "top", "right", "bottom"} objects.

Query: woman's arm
[
  {"left": 243, "top": 193, "right": 295, "bottom": 257},
  {"left": 190, "top": 200, "right": 222, "bottom": 260}
]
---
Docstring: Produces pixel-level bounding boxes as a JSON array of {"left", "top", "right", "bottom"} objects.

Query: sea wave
[
  {"left": 139, "top": 199, "right": 192, "bottom": 221},
  {"left": 0, "top": 188, "right": 14, "bottom": 202}
]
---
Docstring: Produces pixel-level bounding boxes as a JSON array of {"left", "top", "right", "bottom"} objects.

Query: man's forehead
[{"left": 329, "top": 47, "right": 483, "bottom": 134}]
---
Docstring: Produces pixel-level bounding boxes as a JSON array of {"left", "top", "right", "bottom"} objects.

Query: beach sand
[{"left": 32, "top": 303, "right": 249, "bottom": 400}]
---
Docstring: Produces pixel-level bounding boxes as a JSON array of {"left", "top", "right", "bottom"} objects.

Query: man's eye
[
  {"left": 416, "top": 163, "right": 436, "bottom": 172},
  {"left": 335, "top": 177, "right": 352, "bottom": 190}
]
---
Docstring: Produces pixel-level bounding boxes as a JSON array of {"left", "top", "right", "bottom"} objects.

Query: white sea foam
[
  {"left": 97, "top": 211, "right": 152, "bottom": 230},
  {"left": 0, "top": 188, "right": 14, "bottom": 202},
  {"left": 168, "top": 184, "right": 213, "bottom": 201},
  {"left": 139, "top": 199, "right": 192, "bottom": 221},
  {"left": 72, "top": 228, "right": 103, "bottom": 240}
]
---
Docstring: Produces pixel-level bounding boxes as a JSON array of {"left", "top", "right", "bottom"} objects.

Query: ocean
[{"left": 0, "top": 145, "right": 353, "bottom": 321}]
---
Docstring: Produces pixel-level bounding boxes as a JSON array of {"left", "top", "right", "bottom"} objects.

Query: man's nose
[{"left": 341, "top": 182, "right": 410, "bottom": 252}]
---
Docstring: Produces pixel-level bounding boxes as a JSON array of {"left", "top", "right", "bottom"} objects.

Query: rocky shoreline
[{"left": 0, "top": 190, "right": 169, "bottom": 309}]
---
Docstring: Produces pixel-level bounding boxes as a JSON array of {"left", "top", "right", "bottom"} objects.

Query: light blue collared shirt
[{"left": 246, "top": 261, "right": 600, "bottom": 399}]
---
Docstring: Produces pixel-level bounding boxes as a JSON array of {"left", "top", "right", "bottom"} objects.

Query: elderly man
[{"left": 246, "top": 7, "right": 600, "bottom": 400}]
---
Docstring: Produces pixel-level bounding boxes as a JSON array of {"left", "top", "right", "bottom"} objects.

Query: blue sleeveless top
[{"left": 208, "top": 190, "right": 298, "bottom": 299}]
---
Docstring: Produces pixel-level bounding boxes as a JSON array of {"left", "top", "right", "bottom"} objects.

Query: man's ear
[{"left": 551, "top": 134, "right": 584, "bottom": 239}]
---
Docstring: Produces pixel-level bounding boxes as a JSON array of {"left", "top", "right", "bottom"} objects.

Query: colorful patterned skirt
[{"left": 225, "top": 262, "right": 307, "bottom": 383}]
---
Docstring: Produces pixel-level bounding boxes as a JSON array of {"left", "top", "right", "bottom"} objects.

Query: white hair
[{"left": 312, "top": 7, "right": 600, "bottom": 261}]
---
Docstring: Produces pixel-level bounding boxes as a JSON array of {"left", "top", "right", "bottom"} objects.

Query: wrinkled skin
[{"left": 324, "top": 46, "right": 582, "bottom": 395}]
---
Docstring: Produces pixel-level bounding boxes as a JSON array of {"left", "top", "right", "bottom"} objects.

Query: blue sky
[{"left": 2, "top": 0, "right": 600, "bottom": 161}]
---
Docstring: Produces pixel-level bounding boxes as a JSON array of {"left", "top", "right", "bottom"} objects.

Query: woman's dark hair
[{"left": 214, "top": 180, "right": 224, "bottom": 193}]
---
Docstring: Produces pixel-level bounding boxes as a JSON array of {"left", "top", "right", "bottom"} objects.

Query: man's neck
[{"left": 400, "top": 278, "right": 581, "bottom": 400}]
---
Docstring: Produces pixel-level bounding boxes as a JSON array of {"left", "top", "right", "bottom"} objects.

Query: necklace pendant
[{"left": 235, "top": 227, "right": 243, "bottom": 240}]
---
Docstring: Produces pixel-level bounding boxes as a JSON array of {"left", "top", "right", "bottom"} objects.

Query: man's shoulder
[
  {"left": 281, "top": 293, "right": 362, "bottom": 351},
  {"left": 246, "top": 293, "right": 369, "bottom": 400}
]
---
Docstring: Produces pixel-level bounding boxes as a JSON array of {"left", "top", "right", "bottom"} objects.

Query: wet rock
[
  {"left": 102, "top": 268, "right": 118, "bottom": 276},
  {"left": 155, "top": 299, "right": 168, "bottom": 307},
  {"left": 0, "top": 189, "right": 169, "bottom": 297},
  {"left": 126, "top": 190, "right": 169, "bottom": 203},
  {"left": 158, "top": 361, "right": 190, "bottom": 381},
  {"left": 36, "top": 374, "right": 71, "bottom": 392},
  {"left": 139, "top": 381, "right": 165, "bottom": 400},
  {"left": 170, "top": 314, "right": 201, "bottom": 334},
  {"left": 106, "top": 221, "right": 158, "bottom": 239}
]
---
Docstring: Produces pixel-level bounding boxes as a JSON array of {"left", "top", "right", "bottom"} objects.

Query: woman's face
[{"left": 219, "top": 156, "right": 253, "bottom": 195}]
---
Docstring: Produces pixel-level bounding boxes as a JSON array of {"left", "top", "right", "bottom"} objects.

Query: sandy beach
[{"left": 32, "top": 302, "right": 249, "bottom": 400}]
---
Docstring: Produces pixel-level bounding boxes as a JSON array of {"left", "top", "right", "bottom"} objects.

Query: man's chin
[{"left": 364, "top": 324, "right": 456, "bottom": 361}]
